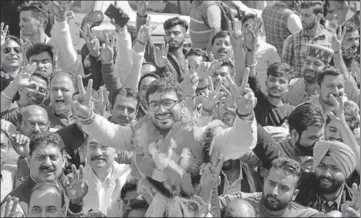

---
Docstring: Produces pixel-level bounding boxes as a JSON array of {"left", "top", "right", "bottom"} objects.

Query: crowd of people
[{"left": 0, "top": 0, "right": 360, "bottom": 217}]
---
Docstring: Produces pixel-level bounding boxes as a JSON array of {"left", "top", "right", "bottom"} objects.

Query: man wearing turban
[{"left": 295, "top": 140, "right": 357, "bottom": 213}]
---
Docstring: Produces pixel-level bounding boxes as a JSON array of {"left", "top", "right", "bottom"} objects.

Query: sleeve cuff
[
  {"left": 101, "top": 63, "right": 114, "bottom": 74},
  {"left": 68, "top": 201, "right": 83, "bottom": 215}
]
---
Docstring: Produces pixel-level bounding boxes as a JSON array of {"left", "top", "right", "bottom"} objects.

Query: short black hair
[
  {"left": 18, "top": 2, "right": 49, "bottom": 28},
  {"left": 120, "top": 177, "right": 138, "bottom": 200},
  {"left": 241, "top": 13, "right": 263, "bottom": 30},
  {"left": 163, "top": 17, "right": 188, "bottom": 31},
  {"left": 138, "top": 73, "right": 160, "bottom": 91},
  {"left": 338, "top": 21, "right": 360, "bottom": 33},
  {"left": 111, "top": 87, "right": 139, "bottom": 108},
  {"left": 146, "top": 78, "right": 185, "bottom": 104},
  {"left": 26, "top": 43, "right": 54, "bottom": 62},
  {"left": 317, "top": 66, "right": 343, "bottom": 86},
  {"left": 300, "top": 1, "right": 324, "bottom": 15},
  {"left": 288, "top": 102, "right": 324, "bottom": 135},
  {"left": 211, "top": 30, "right": 229, "bottom": 46},
  {"left": 266, "top": 62, "right": 293, "bottom": 80},
  {"left": 32, "top": 71, "right": 50, "bottom": 86},
  {"left": 269, "top": 157, "right": 303, "bottom": 185},
  {"left": 29, "top": 132, "right": 65, "bottom": 157},
  {"left": 186, "top": 48, "right": 210, "bottom": 62}
]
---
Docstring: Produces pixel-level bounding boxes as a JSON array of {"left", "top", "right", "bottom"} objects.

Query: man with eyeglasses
[{"left": 1, "top": 35, "right": 24, "bottom": 93}]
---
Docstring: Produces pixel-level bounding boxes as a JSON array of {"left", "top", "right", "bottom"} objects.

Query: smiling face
[
  {"left": 29, "top": 52, "right": 54, "bottom": 76},
  {"left": 49, "top": 74, "right": 75, "bottom": 115},
  {"left": 19, "top": 105, "right": 49, "bottom": 137},
  {"left": 19, "top": 75, "right": 48, "bottom": 106},
  {"left": 211, "top": 36, "right": 232, "bottom": 61},
  {"left": 302, "top": 56, "right": 326, "bottom": 84},
  {"left": 0, "top": 131, "right": 11, "bottom": 167},
  {"left": 314, "top": 156, "right": 346, "bottom": 194},
  {"left": 148, "top": 91, "right": 182, "bottom": 131},
  {"left": 86, "top": 137, "right": 116, "bottom": 169},
  {"left": 29, "top": 144, "right": 64, "bottom": 183},
  {"left": 325, "top": 121, "right": 342, "bottom": 142},
  {"left": 1, "top": 39, "right": 23, "bottom": 69},
  {"left": 262, "top": 168, "right": 299, "bottom": 212},
  {"left": 110, "top": 95, "right": 138, "bottom": 126}
]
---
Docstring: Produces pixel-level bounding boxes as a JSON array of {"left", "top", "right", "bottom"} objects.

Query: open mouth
[
  {"left": 156, "top": 113, "right": 172, "bottom": 120},
  {"left": 55, "top": 99, "right": 65, "bottom": 104},
  {"left": 41, "top": 168, "right": 55, "bottom": 174}
]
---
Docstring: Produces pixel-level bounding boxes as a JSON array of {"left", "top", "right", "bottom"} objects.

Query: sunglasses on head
[{"left": 3, "top": 47, "right": 22, "bottom": 54}]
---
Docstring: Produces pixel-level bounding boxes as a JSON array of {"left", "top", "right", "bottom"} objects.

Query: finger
[
  {"left": 86, "top": 24, "right": 93, "bottom": 38},
  {"left": 221, "top": 85, "right": 232, "bottom": 97},
  {"left": 227, "top": 19, "right": 232, "bottom": 33},
  {"left": 346, "top": 207, "right": 360, "bottom": 217},
  {"left": 215, "top": 154, "right": 225, "bottom": 173},
  {"left": 164, "top": 43, "right": 169, "bottom": 56},
  {"left": 4, "top": 25, "right": 9, "bottom": 35},
  {"left": 184, "top": 60, "right": 189, "bottom": 76},
  {"left": 98, "top": 87, "right": 104, "bottom": 102},
  {"left": 1, "top": 22, "right": 3, "bottom": 31},
  {"left": 4, "top": 196, "right": 12, "bottom": 216},
  {"left": 86, "top": 79, "right": 93, "bottom": 99},
  {"left": 208, "top": 76, "right": 214, "bottom": 91},
  {"left": 77, "top": 75, "right": 86, "bottom": 96},
  {"left": 103, "top": 89, "right": 109, "bottom": 104},
  {"left": 104, "top": 32, "right": 110, "bottom": 46},
  {"left": 240, "top": 67, "right": 250, "bottom": 92},
  {"left": 71, "top": 164, "right": 79, "bottom": 179},
  {"left": 10, "top": 197, "right": 19, "bottom": 215},
  {"left": 111, "top": 18, "right": 116, "bottom": 26},
  {"left": 341, "top": 26, "right": 347, "bottom": 39},
  {"left": 146, "top": 15, "right": 151, "bottom": 26},
  {"left": 79, "top": 165, "right": 84, "bottom": 180},
  {"left": 160, "top": 42, "right": 165, "bottom": 53},
  {"left": 101, "top": 43, "right": 106, "bottom": 50},
  {"left": 225, "top": 75, "right": 237, "bottom": 94}
]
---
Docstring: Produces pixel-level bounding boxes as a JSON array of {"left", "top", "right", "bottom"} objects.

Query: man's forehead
[
  {"left": 149, "top": 91, "right": 178, "bottom": 100},
  {"left": 267, "top": 168, "right": 297, "bottom": 186},
  {"left": 214, "top": 36, "right": 230, "bottom": 43},
  {"left": 32, "top": 144, "right": 61, "bottom": 155},
  {"left": 51, "top": 74, "right": 74, "bottom": 86},
  {"left": 4, "top": 40, "right": 21, "bottom": 48},
  {"left": 23, "top": 106, "right": 48, "bottom": 118},
  {"left": 29, "top": 52, "right": 52, "bottom": 60},
  {"left": 345, "top": 30, "right": 360, "bottom": 38},
  {"left": 165, "top": 25, "right": 185, "bottom": 32}
]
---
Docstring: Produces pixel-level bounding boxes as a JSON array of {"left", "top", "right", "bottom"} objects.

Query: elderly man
[
  {"left": 223, "top": 199, "right": 257, "bottom": 217},
  {"left": 296, "top": 140, "right": 357, "bottom": 213}
]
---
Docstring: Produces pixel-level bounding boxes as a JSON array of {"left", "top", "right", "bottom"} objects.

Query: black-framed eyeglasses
[
  {"left": 148, "top": 99, "right": 178, "bottom": 111},
  {"left": 3, "top": 47, "right": 22, "bottom": 54}
]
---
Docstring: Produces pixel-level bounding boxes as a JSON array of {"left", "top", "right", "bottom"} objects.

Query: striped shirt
[{"left": 282, "top": 26, "right": 334, "bottom": 78}]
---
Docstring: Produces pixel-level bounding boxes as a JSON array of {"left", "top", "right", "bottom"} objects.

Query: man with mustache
[
  {"left": 0, "top": 132, "right": 87, "bottom": 217},
  {"left": 284, "top": 44, "right": 334, "bottom": 106},
  {"left": 282, "top": 1, "right": 334, "bottom": 77},
  {"left": 210, "top": 31, "right": 233, "bottom": 61},
  {"left": 80, "top": 137, "right": 131, "bottom": 216},
  {"left": 218, "top": 157, "right": 329, "bottom": 217},
  {"left": 296, "top": 140, "right": 357, "bottom": 214}
]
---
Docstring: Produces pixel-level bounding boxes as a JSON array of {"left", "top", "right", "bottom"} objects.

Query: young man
[
  {"left": 284, "top": 44, "right": 334, "bottom": 106},
  {"left": 218, "top": 157, "right": 329, "bottom": 217},
  {"left": 109, "top": 88, "right": 138, "bottom": 126},
  {"left": 210, "top": 31, "right": 233, "bottom": 61},
  {"left": 282, "top": 1, "right": 334, "bottom": 76}
]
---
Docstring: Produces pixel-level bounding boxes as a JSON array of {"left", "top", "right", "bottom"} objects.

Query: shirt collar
[
  {"left": 302, "top": 25, "right": 327, "bottom": 37},
  {"left": 92, "top": 164, "right": 114, "bottom": 184},
  {"left": 316, "top": 184, "right": 345, "bottom": 210}
]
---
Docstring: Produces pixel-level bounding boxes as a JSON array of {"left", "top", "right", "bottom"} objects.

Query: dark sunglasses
[{"left": 3, "top": 47, "right": 22, "bottom": 54}]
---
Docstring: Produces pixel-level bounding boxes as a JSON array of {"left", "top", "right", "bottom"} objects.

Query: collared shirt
[
  {"left": 221, "top": 166, "right": 243, "bottom": 195},
  {"left": 1, "top": 164, "right": 16, "bottom": 202},
  {"left": 91, "top": 166, "right": 113, "bottom": 215},
  {"left": 45, "top": 106, "right": 75, "bottom": 131},
  {"left": 282, "top": 26, "right": 334, "bottom": 77}
]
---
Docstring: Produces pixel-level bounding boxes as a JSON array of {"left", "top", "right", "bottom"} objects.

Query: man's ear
[
  {"left": 316, "top": 13, "right": 323, "bottom": 22},
  {"left": 292, "top": 189, "right": 299, "bottom": 201},
  {"left": 290, "top": 129, "right": 299, "bottom": 145}
]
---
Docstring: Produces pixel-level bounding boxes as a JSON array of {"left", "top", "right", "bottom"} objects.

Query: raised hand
[
  {"left": 154, "top": 42, "right": 169, "bottom": 68},
  {"left": 196, "top": 60, "right": 222, "bottom": 79},
  {"left": 80, "top": 24, "right": 100, "bottom": 58},
  {"left": 1, "top": 22, "right": 9, "bottom": 46},
  {"left": 332, "top": 25, "right": 346, "bottom": 52},
  {"left": 14, "top": 63, "right": 37, "bottom": 90},
  {"left": 226, "top": 67, "right": 256, "bottom": 116},
  {"left": 200, "top": 154, "right": 224, "bottom": 189},
  {"left": 93, "top": 86, "right": 109, "bottom": 117},
  {"left": 99, "top": 33, "right": 114, "bottom": 64},
  {"left": 243, "top": 17, "right": 261, "bottom": 51},
  {"left": 52, "top": 1, "right": 74, "bottom": 22},
  {"left": 10, "top": 134, "right": 30, "bottom": 158},
  {"left": 228, "top": 20, "right": 243, "bottom": 47},
  {"left": 180, "top": 60, "right": 199, "bottom": 98},
  {"left": 196, "top": 77, "right": 224, "bottom": 112},
  {"left": 341, "top": 183, "right": 360, "bottom": 217},
  {"left": 63, "top": 165, "right": 89, "bottom": 204},
  {"left": 137, "top": 0, "right": 149, "bottom": 17},
  {"left": 1, "top": 196, "right": 22, "bottom": 217},
  {"left": 327, "top": 94, "right": 345, "bottom": 121},
  {"left": 136, "top": 16, "right": 152, "bottom": 44},
  {"left": 73, "top": 76, "right": 94, "bottom": 119}
]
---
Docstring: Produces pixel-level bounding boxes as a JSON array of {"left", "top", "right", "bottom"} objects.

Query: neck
[
  {"left": 223, "top": 163, "right": 241, "bottom": 183},
  {"left": 169, "top": 46, "right": 184, "bottom": 58},
  {"left": 29, "top": 30, "right": 47, "bottom": 44},
  {"left": 305, "top": 23, "right": 321, "bottom": 37},
  {"left": 54, "top": 108, "right": 72, "bottom": 118},
  {"left": 266, "top": 94, "right": 284, "bottom": 107},
  {"left": 320, "top": 185, "right": 344, "bottom": 202},
  {"left": 93, "top": 165, "right": 112, "bottom": 181},
  {"left": 262, "top": 200, "right": 288, "bottom": 217},
  {"left": 2, "top": 65, "right": 20, "bottom": 76},
  {"left": 318, "top": 96, "right": 334, "bottom": 114},
  {"left": 304, "top": 80, "right": 318, "bottom": 96}
]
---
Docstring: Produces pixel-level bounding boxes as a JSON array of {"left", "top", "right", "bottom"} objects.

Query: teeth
[{"left": 156, "top": 114, "right": 171, "bottom": 120}]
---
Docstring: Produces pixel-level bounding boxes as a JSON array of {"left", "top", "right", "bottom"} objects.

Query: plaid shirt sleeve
[{"left": 282, "top": 35, "right": 294, "bottom": 69}]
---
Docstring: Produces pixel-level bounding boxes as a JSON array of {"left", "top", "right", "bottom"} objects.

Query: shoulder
[
  {"left": 289, "top": 78, "right": 303, "bottom": 87},
  {"left": 113, "top": 161, "right": 132, "bottom": 177}
]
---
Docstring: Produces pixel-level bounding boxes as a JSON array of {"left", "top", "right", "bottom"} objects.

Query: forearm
[
  {"left": 136, "top": 14, "right": 147, "bottom": 33},
  {"left": 114, "top": 27, "right": 133, "bottom": 84},
  {"left": 124, "top": 47, "right": 145, "bottom": 93},
  {"left": 344, "top": 74, "right": 360, "bottom": 106},
  {"left": 333, "top": 52, "right": 350, "bottom": 80},
  {"left": 233, "top": 43, "right": 246, "bottom": 87},
  {"left": 101, "top": 63, "right": 122, "bottom": 101},
  {"left": 66, "top": 201, "right": 84, "bottom": 217},
  {"left": 89, "top": 55, "right": 103, "bottom": 90},
  {"left": 336, "top": 119, "right": 360, "bottom": 174},
  {"left": 1, "top": 82, "right": 18, "bottom": 112}
]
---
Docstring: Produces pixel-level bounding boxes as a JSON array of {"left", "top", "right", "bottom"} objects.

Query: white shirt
[{"left": 92, "top": 166, "right": 113, "bottom": 215}]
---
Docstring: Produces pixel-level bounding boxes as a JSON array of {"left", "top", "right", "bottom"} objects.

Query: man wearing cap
[
  {"left": 296, "top": 140, "right": 357, "bottom": 213},
  {"left": 284, "top": 44, "right": 334, "bottom": 106}
]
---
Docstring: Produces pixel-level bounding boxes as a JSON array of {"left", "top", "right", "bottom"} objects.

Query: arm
[
  {"left": 206, "top": 5, "right": 222, "bottom": 54},
  {"left": 101, "top": 63, "right": 122, "bottom": 102},
  {"left": 281, "top": 35, "right": 294, "bottom": 69},
  {"left": 66, "top": 202, "right": 84, "bottom": 217},
  {"left": 88, "top": 55, "right": 103, "bottom": 90},
  {"left": 267, "top": 46, "right": 281, "bottom": 64},
  {"left": 212, "top": 113, "right": 258, "bottom": 161},
  {"left": 1, "top": 82, "right": 18, "bottom": 112},
  {"left": 125, "top": 45, "right": 145, "bottom": 93},
  {"left": 344, "top": 76, "right": 360, "bottom": 106},
  {"left": 114, "top": 27, "right": 133, "bottom": 84},
  {"left": 80, "top": 113, "right": 133, "bottom": 151},
  {"left": 0, "top": 107, "right": 21, "bottom": 127},
  {"left": 287, "top": 13, "right": 302, "bottom": 34}
]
